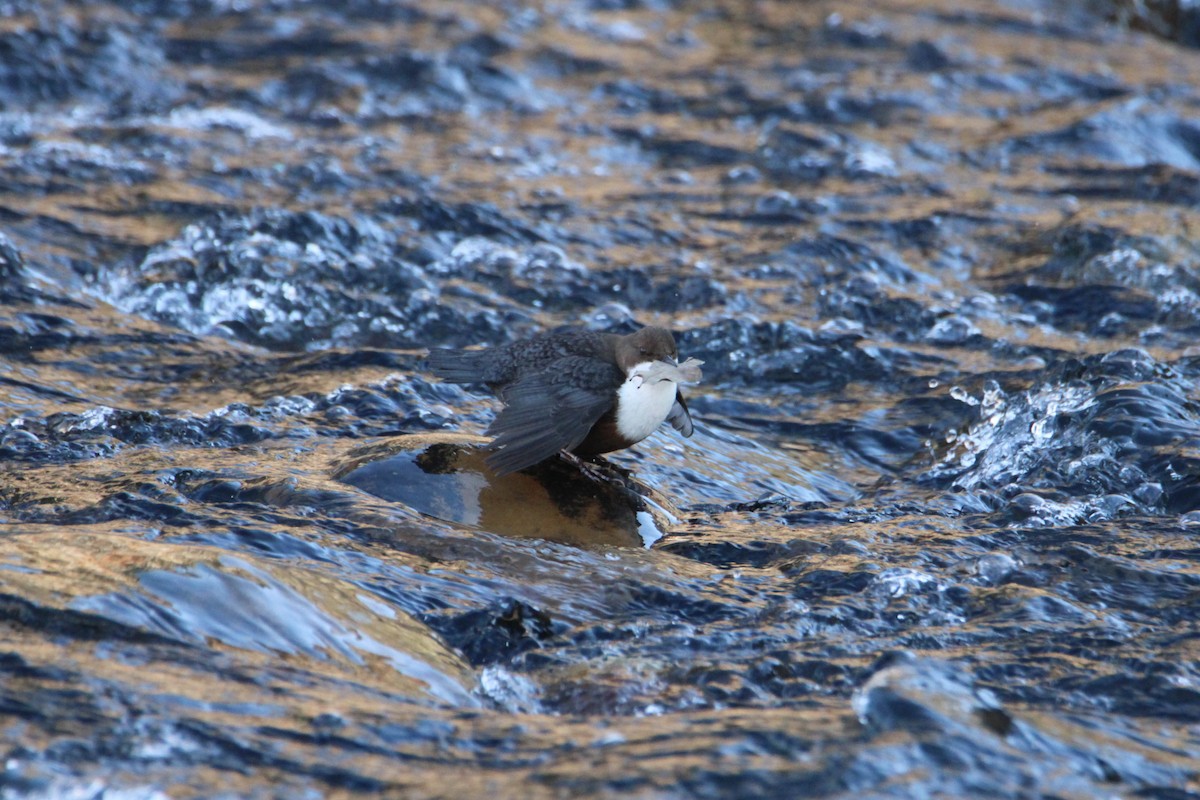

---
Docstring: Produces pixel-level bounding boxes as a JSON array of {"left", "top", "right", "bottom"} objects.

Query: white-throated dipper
[{"left": 427, "top": 326, "right": 703, "bottom": 475}]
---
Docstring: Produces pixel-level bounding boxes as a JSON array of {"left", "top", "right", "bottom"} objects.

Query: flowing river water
[{"left": 1, "top": 0, "right": 1199, "bottom": 797}]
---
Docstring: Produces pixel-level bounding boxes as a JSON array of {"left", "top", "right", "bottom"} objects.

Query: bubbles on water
[
  {"left": 440, "top": 237, "right": 518, "bottom": 275},
  {"left": 921, "top": 350, "right": 1200, "bottom": 523},
  {"left": 583, "top": 302, "right": 637, "bottom": 329},
  {"left": 949, "top": 385, "right": 978, "bottom": 406},
  {"left": 0, "top": 774, "right": 171, "bottom": 800},
  {"left": 160, "top": 106, "right": 294, "bottom": 140},
  {"left": 69, "top": 406, "right": 119, "bottom": 432},
  {"left": 479, "top": 665, "right": 543, "bottom": 714},
  {"left": 931, "top": 379, "right": 1094, "bottom": 496},
  {"left": 1088, "top": 246, "right": 1144, "bottom": 278},
  {"left": 843, "top": 140, "right": 897, "bottom": 177},
  {"left": 0, "top": 420, "right": 40, "bottom": 449},
  {"left": 1029, "top": 410, "right": 1055, "bottom": 441},
  {"left": 972, "top": 553, "right": 1018, "bottom": 585},
  {"left": 925, "top": 315, "right": 981, "bottom": 343},
  {"left": 1008, "top": 492, "right": 1111, "bottom": 526},
  {"left": 22, "top": 140, "right": 157, "bottom": 187},
  {"left": 874, "top": 567, "right": 940, "bottom": 598},
  {"left": 96, "top": 208, "right": 475, "bottom": 350},
  {"left": 439, "top": 237, "right": 587, "bottom": 288},
  {"left": 514, "top": 244, "right": 587, "bottom": 282},
  {"left": 260, "top": 395, "right": 320, "bottom": 419}
]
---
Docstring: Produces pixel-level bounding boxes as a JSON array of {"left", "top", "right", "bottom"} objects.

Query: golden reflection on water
[
  {"left": 2, "top": 0, "right": 1200, "bottom": 793},
  {"left": 0, "top": 527, "right": 476, "bottom": 701}
]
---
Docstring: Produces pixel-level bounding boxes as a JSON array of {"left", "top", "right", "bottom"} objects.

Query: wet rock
[{"left": 335, "top": 433, "right": 675, "bottom": 548}]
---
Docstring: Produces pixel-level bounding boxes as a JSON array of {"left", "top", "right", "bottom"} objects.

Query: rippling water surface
[{"left": 2, "top": 0, "right": 1200, "bottom": 797}]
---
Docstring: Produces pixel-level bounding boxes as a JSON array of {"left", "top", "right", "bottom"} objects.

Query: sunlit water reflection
[{"left": 2, "top": 0, "right": 1199, "bottom": 797}]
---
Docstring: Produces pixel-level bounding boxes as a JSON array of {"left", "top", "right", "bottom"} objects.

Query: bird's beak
[{"left": 658, "top": 355, "right": 678, "bottom": 367}]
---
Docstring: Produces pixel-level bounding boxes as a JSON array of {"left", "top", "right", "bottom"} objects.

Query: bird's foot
[{"left": 558, "top": 450, "right": 625, "bottom": 485}]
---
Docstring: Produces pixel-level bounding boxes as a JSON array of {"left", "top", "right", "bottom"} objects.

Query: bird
[{"left": 426, "top": 326, "right": 702, "bottom": 475}]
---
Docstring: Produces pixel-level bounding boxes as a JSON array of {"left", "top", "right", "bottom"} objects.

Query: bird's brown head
[{"left": 616, "top": 326, "right": 678, "bottom": 371}]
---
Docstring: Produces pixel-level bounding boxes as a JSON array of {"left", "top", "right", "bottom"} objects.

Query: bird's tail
[{"left": 425, "top": 348, "right": 489, "bottom": 383}]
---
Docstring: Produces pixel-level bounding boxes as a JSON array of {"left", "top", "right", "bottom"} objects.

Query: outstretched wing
[
  {"left": 485, "top": 357, "right": 622, "bottom": 475},
  {"left": 666, "top": 389, "right": 694, "bottom": 437}
]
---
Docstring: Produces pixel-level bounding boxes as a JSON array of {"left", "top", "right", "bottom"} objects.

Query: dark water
[{"left": 2, "top": 0, "right": 1200, "bottom": 797}]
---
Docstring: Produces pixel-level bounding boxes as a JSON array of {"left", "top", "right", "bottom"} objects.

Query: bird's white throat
[{"left": 615, "top": 361, "right": 679, "bottom": 443}]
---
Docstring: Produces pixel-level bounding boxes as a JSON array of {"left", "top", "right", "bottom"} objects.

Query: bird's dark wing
[
  {"left": 484, "top": 357, "right": 622, "bottom": 475},
  {"left": 666, "top": 389, "right": 694, "bottom": 437},
  {"left": 425, "top": 348, "right": 490, "bottom": 384}
]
